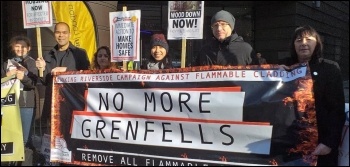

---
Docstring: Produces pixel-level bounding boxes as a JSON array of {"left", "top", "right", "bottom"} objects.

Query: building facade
[{"left": 1, "top": 1, "right": 349, "bottom": 80}]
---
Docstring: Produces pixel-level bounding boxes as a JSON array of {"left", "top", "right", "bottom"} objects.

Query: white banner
[
  {"left": 71, "top": 116, "right": 272, "bottom": 154},
  {"left": 86, "top": 88, "right": 245, "bottom": 121},
  {"left": 56, "top": 66, "right": 307, "bottom": 84}
]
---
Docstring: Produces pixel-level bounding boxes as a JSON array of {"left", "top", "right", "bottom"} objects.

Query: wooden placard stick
[
  {"left": 36, "top": 27, "right": 44, "bottom": 77},
  {"left": 181, "top": 39, "right": 186, "bottom": 68},
  {"left": 122, "top": 6, "right": 128, "bottom": 71}
]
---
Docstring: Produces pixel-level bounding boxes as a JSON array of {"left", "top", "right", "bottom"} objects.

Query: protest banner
[
  {"left": 110, "top": 10, "right": 141, "bottom": 62},
  {"left": 1, "top": 79, "right": 25, "bottom": 162},
  {"left": 47, "top": 64, "right": 321, "bottom": 166}
]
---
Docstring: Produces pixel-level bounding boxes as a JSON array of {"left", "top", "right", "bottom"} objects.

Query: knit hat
[
  {"left": 211, "top": 10, "right": 235, "bottom": 29},
  {"left": 150, "top": 33, "right": 169, "bottom": 52}
]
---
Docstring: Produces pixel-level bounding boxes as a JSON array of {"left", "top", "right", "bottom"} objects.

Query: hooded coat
[{"left": 195, "top": 32, "right": 256, "bottom": 66}]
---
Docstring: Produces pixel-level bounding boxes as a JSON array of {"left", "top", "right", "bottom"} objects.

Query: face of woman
[
  {"left": 294, "top": 34, "right": 317, "bottom": 63},
  {"left": 13, "top": 40, "right": 30, "bottom": 57},
  {"left": 97, "top": 49, "right": 110, "bottom": 69},
  {"left": 151, "top": 45, "right": 167, "bottom": 61}
]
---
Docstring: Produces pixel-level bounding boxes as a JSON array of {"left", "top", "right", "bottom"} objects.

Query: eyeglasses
[{"left": 211, "top": 22, "right": 230, "bottom": 29}]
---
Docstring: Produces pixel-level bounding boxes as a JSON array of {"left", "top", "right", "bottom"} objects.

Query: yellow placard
[{"left": 1, "top": 79, "right": 24, "bottom": 162}]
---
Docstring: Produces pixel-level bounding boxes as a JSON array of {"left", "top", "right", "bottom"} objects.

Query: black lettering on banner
[
  {"left": 99, "top": 92, "right": 124, "bottom": 111},
  {"left": 99, "top": 93, "right": 109, "bottom": 110},
  {"left": 179, "top": 123, "right": 192, "bottom": 143},
  {"left": 113, "top": 93, "right": 124, "bottom": 111},
  {"left": 199, "top": 93, "right": 211, "bottom": 113},
  {"left": 220, "top": 125, "right": 234, "bottom": 145},
  {"left": 199, "top": 124, "right": 213, "bottom": 144},
  {"left": 144, "top": 121, "right": 155, "bottom": 141},
  {"left": 82, "top": 119, "right": 91, "bottom": 137},
  {"left": 145, "top": 91, "right": 212, "bottom": 113},
  {"left": 79, "top": 119, "right": 238, "bottom": 149},
  {"left": 144, "top": 92, "right": 156, "bottom": 111},
  {"left": 111, "top": 120, "right": 121, "bottom": 139},
  {"left": 126, "top": 121, "right": 138, "bottom": 140},
  {"left": 178, "top": 93, "right": 192, "bottom": 112},
  {"left": 161, "top": 92, "right": 173, "bottom": 112},
  {"left": 162, "top": 122, "right": 172, "bottom": 142},
  {"left": 96, "top": 120, "right": 106, "bottom": 138}
]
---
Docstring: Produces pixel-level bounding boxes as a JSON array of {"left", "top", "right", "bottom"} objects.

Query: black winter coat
[
  {"left": 195, "top": 32, "right": 256, "bottom": 66},
  {"left": 309, "top": 58, "right": 345, "bottom": 166},
  {"left": 283, "top": 57, "right": 346, "bottom": 165},
  {"left": 1, "top": 55, "right": 38, "bottom": 107},
  {"left": 40, "top": 43, "right": 90, "bottom": 121}
]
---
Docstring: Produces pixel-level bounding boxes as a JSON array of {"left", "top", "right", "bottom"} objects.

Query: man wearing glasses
[{"left": 195, "top": 10, "right": 256, "bottom": 66}]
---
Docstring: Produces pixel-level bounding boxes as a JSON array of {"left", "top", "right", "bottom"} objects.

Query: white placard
[
  {"left": 22, "top": 1, "right": 53, "bottom": 28},
  {"left": 168, "top": 1, "right": 204, "bottom": 39},
  {"left": 109, "top": 10, "right": 141, "bottom": 62}
]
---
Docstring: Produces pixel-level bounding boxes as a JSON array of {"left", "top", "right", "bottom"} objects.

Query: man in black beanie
[{"left": 194, "top": 10, "right": 257, "bottom": 66}]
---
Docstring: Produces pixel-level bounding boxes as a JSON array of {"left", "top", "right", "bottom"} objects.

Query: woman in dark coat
[
  {"left": 1, "top": 35, "right": 38, "bottom": 148},
  {"left": 282, "top": 25, "right": 345, "bottom": 166}
]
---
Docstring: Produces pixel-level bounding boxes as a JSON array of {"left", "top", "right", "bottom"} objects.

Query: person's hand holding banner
[
  {"left": 16, "top": 70, "right": 25, "bottom": 80},
  {"left": 51, "top": 67, "right": 67, "bottom": 75},
  {"left": 312, "top": 143, "right": 332, "bottom": 155}
]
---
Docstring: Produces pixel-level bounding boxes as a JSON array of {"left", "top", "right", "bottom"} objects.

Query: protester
[
  {"left": 91, "top": 46, "right": 116, "bottom": 70},
  {"left": 35, "top": 22, "right": 90, "bottom": 127},
  {"left": 1, "top": 35, "right": 39, "bottom": 150},
  {"left": 141, "top": 33, "right": 173, "bottom": 70},
  {"left": 194, "top": 10, "right": 256, "bottom": 66},
  {"left": 256, "top": 52, "right": 267, "bottom": 65},
  {"left": 280, "top": 25, "right": 345, "bottom": 166}
]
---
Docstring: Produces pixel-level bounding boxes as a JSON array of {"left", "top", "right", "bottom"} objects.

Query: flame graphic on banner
[{"left": 284, "top": 65, "right": 318, "bottom": 166}]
